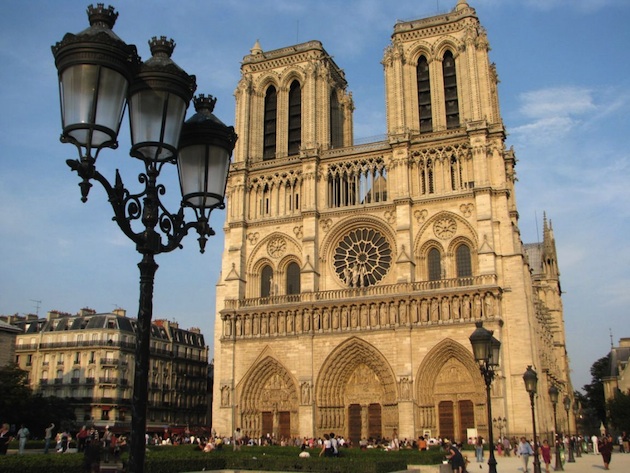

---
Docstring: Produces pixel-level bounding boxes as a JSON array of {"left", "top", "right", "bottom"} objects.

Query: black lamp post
[
  {"left": 548, "top": 385, "right": 563, "bottom": 471},
  {"left": 470, "top": 321, "right": 500, "bottom": 473},
  {"left": 563, "top": 396, "right": 575, "bottom": 462},
  {"left": 572, "top": 401, "right": 582, "bottom": 457},
  {"left": 523, "top": 366, "right": 542, "bottom": 473},
  {"left": 51, "top": 5, "right": 236, "bottom": 473}
]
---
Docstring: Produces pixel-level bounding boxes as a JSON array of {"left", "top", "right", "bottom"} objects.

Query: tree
[
  {"left": 607, "top": 390, "right": 630, "bottom": 433},
  {"left": 580, "top": 354, "right": 610, "bottom": 434},
  {"left": 0, "top": 364, "right": 76, "bottom": 437},
  {"left": 0, "top": 363, "right": 32, "bottom": 426}
]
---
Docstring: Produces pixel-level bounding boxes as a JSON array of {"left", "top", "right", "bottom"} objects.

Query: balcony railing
[{"left": 225, "top": 275, "right": 498, "bottom": 310}]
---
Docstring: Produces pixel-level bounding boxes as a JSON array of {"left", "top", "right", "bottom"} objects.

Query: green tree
[
  {"left": 580, "top": 354, "right": 610, "bottom": 434},
  {"left": 0, "top": 363, "right": 32, "bottom": 425},
  {"left": 607, "top": 390, "right": 630, "bottom": 433}
]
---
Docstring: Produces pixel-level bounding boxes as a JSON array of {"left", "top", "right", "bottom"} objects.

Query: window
[
  {"left": 263, "top": 86, "right": 277, "bottom": 160},
  {"left": 288, "top": 80, "right": 301, "bottom": 155},
  {"left": 428, "top": 248, "right": 442, "bottom": 281},
  {"left": 286, "top": 262, "right": 301, "bottom": 295},
  {"left": 417, "top": 55, "right": 432, "bottom": 133},
  {"left": 456, "top": 244, "right": 472, "bottom": 278},
  {"left": 261, "top": 265, "right": 274, "bottom": 297},
  {"left": 330, "top": 91, "right": 343, "bottom": 148},
  {"left": 442, "top": 50, "right": 459, "bottom": 129},
  {"left": 327, "top": 157, "right": 387, "bottom": 208}
]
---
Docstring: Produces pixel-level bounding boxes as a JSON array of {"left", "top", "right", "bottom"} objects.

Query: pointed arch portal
[
  {"left": 316, "top": 337, "right": 398, "bottom": 442},
  {"left": 238, "top": 356, "right": 299, "bottom": 440}
]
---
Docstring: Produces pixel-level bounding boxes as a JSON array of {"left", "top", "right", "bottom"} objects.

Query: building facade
[
  {"left": 11, "top": 308, "right": 210, "bottom": 432},
  {"left": 213, "top": 0, "right": 574, "bottom": 443}
]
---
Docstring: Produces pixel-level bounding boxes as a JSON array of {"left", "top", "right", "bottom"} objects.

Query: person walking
[
  {"left": 539, "top": 439, "right": 552, "bottom": 473},
  {"left": 44, "top": 423, "right": 55, "bottom": 454},
  {"left": 599, "top": 433, "right": 614, "bottom": 470},
  {"left": 518, "top": 436, "right": 535, "bottom": 473},
  {"left": 17, "top": 424, "right": 30, "bottom": 454}
]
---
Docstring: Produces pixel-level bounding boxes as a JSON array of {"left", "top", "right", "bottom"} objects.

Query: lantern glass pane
[
  {"left": 178, "top": 144, "right": 229, "bottom": 209},
  {"left": 61, "top": 64, "right": 127, "bottom": 147},
  {"left": 130, "top": 90, "right": 186, "bottom": 161}
]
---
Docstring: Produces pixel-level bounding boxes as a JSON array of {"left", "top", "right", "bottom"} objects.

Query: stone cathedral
[{"left": 212, "top": 0, "right": 574, "bottom": 444}]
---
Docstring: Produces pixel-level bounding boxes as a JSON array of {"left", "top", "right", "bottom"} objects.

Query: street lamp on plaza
[
  {"left": 563, "top": 395, "right": 575, "bottom": 462},
  {"left": 523, "top": 366, "right": 542, "bottom": 473},
  {"left": 572, "top": 401, "right": 582, "bottom": 457},
  {"left": 51, "top": 5, "right": 236, "bottom": 473},
  {"left": 548, "top": 385, "right": 563, "bottom": 471},
  {"left": 493, "top": 417, "right": 507, "bottom": 440},
  {"left": 470, "top": 321, "right": 501, "bottom": 473}
]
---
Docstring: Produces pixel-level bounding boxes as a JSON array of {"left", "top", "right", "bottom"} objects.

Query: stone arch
[
  {"left": 279, "top": 68, "right": 306, "bottom": 90},
  {"left": 434, "top": 37, "right": 463, "bottom": 61},
  {"left": 415, "top": 338, "right": 484, "bottom": 405},
  {"left": 407, "top": 41, "right": 434, "bottom": 66},
  {"left": 316, "top": 336, "right": 397, "bottom": 406},
  {"left": 238, "top": 354, "right": 299, "bottom": 438},
  {"left": 414, "top": 211, "right": 478, "bottom": 254}
]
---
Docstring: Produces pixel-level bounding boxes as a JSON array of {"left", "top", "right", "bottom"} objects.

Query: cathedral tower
[{"left": 213, "top": 1, "right": 573, "bottom": 443}]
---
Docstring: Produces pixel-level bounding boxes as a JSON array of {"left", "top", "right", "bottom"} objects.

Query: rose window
[{"left": 333, "top": 228, "right": 392, "bottom": 288}]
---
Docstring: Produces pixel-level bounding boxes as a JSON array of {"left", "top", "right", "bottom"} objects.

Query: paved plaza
[{"left": 460, "top": 451, "right": 630, "bottom": 473}]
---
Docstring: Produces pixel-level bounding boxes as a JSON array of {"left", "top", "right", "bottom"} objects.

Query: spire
[{"left": 250, "top": 39, "right": 263, "bottom": 55}]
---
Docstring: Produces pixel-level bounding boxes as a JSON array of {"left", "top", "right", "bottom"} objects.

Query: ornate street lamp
[
  {"left": 572, "top": 401, "right": 582, "bottom": 457},
  {"left": 523, "top": 366, "right": 542, "bottom": 473},
  {"left": 493, "top": 416, "right": 507, "bottom": 440},
  {"left": 563, "top": 395, "right": 575, "bottom": 462},
  {"left": 51, "top": 5, "right": 236, "bottom": 473},
  {"left": 470, "top": 321, "right": 500, "bottom": 473},
  {"left": 548, "top": 385, "right": 563, "bottom": 471}
]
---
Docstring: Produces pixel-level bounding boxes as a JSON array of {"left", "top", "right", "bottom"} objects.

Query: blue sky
[{"left": 1, "top": 0, "right": 628, "bottom": 392}]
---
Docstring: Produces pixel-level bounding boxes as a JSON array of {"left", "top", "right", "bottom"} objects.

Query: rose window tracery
[{"left": 333, "top": 228, "right": 392, "bottom": 287}]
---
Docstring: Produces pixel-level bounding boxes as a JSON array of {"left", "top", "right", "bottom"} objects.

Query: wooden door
[
  {"left": 368, "top": 403, "right": 382, "bottom": 440},
  {"left": 438, "top": 400, "right": 454, "bottom": 440},
  {"left": 349, "top": 404, "right": 362, "bottom": 444}
]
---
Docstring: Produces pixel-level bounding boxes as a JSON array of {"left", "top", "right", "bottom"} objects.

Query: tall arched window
[
  {"left": 261, "top": 265, "right": 274, "bottom": 297},
  {"left": 417, "top": 55, "right": 432, "bottom": 133},
  {"left": 330, "top": 91, "right": 343, "bottom": 148},
  {"left": 286, "top": 262, "right": 301, "bottom": 295},
  {"left": 428, "top": 248, "right": 442, "bottom": 281},
  {"left": 288, "top": 80, "right": 302, "bottom": 155},
  {"left": 442, "top": 50, "right": 459, "bottom": 129},
  {"left": 263, "top": 85, "right": 277, "bottom": 160},
  {"left": 456, "top": 244, "right": 472, "bottom": 278}
]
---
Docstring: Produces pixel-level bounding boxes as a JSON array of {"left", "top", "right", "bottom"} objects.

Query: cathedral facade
[{"left": 212, "top": 0, "right": 574, "bottom": 444}]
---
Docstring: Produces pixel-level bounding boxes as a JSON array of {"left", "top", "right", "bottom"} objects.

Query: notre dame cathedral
[{"left": 212, "top": 0, "right": 574, "bottom": 444}]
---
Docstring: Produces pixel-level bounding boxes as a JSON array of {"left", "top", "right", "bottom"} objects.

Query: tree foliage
[
  {"left": 0, "top": 364, "right": 76, "bottom": 437},
  {"left": 578, "top": 354, "right": 610, "bottom": 434},
  {"left": 607, "top": 390, "right": 630, "bottom": 433}
]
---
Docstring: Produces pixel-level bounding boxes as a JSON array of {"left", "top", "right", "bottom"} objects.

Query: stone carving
[{"left": 267, "top": 237, "right": 286, "bottom": 258}]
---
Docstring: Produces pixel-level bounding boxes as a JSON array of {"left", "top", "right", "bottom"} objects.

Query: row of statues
[{"left": 223, "top": 292, "right": 498, "bottom": 337}]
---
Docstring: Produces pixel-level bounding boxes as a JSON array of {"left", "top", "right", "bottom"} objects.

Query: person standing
[
  {"left": 44, "top": 423, "right": 55, "bottom": 454},
  {"left": 592, "top": 434, "right": 600, "bottom": 454},
  {"left": 0, "top": 423, "right": 12, "bottom": 455},
  {"left": 17, "top": 424, "right": 30, "bottom": 454},
  {"left": 518, "top": 437, "right": 535, "bottom": 473},
  {"left": 233, "top": 427, "right": 242, "bottom": 451},
  {"left": 622, "top": 431, "right": 629, "bottom": 454},
  {"left": 475, "top": 436, "right": 484, "bottom": 462},
  {"left": 599, "top": 433, "right": 614, "bottom": 470},
  {"left": 539, "top": 439, "right": 552, "bottom": 473}
]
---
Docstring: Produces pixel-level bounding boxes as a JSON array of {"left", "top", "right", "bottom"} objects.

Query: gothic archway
[
  {"left": 238, "top": 356, "right": 299, "bottom": 440},
  {"left": 415, "top": 338, "right": 485, "bottom": 442},
  {"left": 315, "top": 337, "right": 398, "bottom": 441}
]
